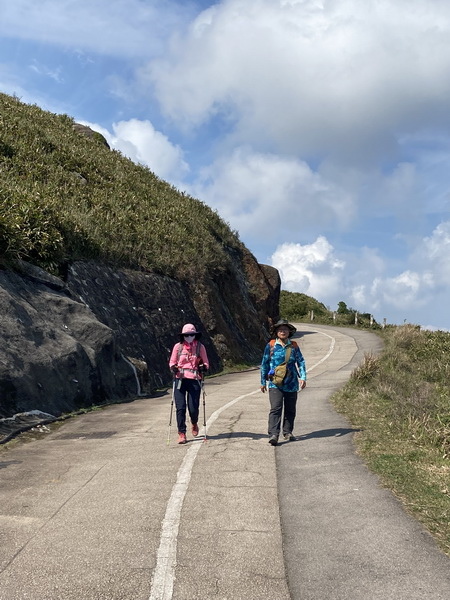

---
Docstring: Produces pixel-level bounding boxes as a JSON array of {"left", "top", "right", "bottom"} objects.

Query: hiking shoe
[
  {"left": 191, "top": 423, "right": 199, "bottom": 437},
  {"left": 268, "top": 435, "right": 278, "bottom": 446},
  {"left": 283, "top": 433, "right": 295, "bottom": 441},
  {"left": 177, "top": 433, "right": 187, "bottom": 444}
]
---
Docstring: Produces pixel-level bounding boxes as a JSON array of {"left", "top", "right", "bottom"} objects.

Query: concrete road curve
[{"left": 1, "top": 324, "right": 449, "bottom": 600}]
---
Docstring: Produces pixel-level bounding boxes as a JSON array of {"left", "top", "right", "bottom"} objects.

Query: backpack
[
  {"left": 176, "top": 341, "right": 204, "bottom": 375},
  {"left": 176, "top": 341, "right": 203, "bottom": 362},
  {"left": 268, "top": 339, "right": 298, "bottom": 386}
]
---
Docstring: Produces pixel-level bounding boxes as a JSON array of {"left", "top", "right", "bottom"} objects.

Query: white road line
[
  {"left": 148, "top": 389, "right": 260, "bottom": 600},
  {"left": 304, "top": 329, "right": 336, "bottom": 373},
  {"left": 149, "top": 329, "right": 336, "bottom": 599}
]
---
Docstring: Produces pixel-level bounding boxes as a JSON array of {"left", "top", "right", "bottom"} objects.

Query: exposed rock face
[
  {"left": 0, "top": 263, "right": 135, "bottom": 419},
  {"left": 0, "top": 252, "right": 279, "bottom": 421},
  {"left": 188, "top": 247, "right": 280, "bottom": 365},
  {"left": 65, "top": 261, "right": 223, "bottom": 393}
]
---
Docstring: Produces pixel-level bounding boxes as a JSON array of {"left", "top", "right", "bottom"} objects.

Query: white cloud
[
  {"left": 112, "top": 119, "right": 189, "bottom": 181},
  {"left": 79, "top": 119, "right": 189, "bottom": 182},
  {"left": 420, "top": 221, "right": 450, "bottom": 283},
  {"left": 271, "top": 237, "right": 345, "bottom": 303},
  {"left": 341, "top": 221, "right": 450, "bottom": 321},
  {"left": 270, "top": 233, "right": 440, "bottom": 322},
  {"left": 146, "top": 0, "right": 450, "bottom": 164},
  {"left": 188, "top": 146, "right": 356, "bottom": 246},
  {"left": 371, "top": 271, "right": 428, "bottom": 309}
]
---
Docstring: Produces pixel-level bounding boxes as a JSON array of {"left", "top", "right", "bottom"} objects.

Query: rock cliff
[{"left": 0, "top": 254, "right": 279, "bottom": 423}]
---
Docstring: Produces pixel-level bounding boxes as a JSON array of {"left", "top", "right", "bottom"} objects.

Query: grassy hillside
[
  {"left": 280, "top": 290, "right": 328, "bottom": 321},
  {"left": 0, "top": 93, "right": 242, "bottom": 278},
  {"left": 333, "top": 325, "right": 450, "bottom": 555}
]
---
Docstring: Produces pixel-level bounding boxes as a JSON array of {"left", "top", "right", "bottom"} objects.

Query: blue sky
[{"left": 1, "top": 0, "right": 450, "bottom": 330}]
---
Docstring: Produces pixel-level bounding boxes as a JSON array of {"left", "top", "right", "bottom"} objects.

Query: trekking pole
[
  {"left": 201, "top": 376, "right": 207, "bottom": 442},
  {"left": 167, "top": 379, "right": 175, "bottom": 445}
]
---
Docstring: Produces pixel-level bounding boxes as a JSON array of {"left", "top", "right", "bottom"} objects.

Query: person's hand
[
  {"left": 260, "top": 384, "right": 267, "bottom": 393},
  {"left": 299, "top": 379, "right": 306, "bottom": 390},
  {"left": 198, "top": 364, "right": 208, "bottom": 374},
  {"left": 170, "top": 365, "right": 179, "bottom": 375}
]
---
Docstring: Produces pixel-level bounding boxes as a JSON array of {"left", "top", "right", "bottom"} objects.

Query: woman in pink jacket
[{"left": 169, "top": 323, "right": 209, "bottom": 444}]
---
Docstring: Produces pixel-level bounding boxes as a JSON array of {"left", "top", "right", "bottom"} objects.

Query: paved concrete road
[{"left": 1, "top": 324, "right": 449, "bottom": 600}]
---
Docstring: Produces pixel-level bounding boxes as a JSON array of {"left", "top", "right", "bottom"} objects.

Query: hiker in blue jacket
[{"left": 260, "top": 319, "right": 306, "bottom": 446}]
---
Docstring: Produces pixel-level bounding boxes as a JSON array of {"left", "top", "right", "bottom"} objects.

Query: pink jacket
[{"left": 169, "top": 341, "right": 209, "bottom": 379}]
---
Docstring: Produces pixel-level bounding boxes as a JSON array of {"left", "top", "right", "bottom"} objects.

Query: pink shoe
[
  {"left": 191, "top": 423, "right": 199, "bottom": 437},
  {"left": 177, "top": 433, "right": 187, "bottom": 444}
]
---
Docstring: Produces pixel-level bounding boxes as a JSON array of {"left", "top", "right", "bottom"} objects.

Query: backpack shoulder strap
[{"left": 269, "top": 339, "right": 276, "bottom": 358}]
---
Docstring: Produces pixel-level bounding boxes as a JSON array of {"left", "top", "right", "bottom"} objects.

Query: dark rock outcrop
[
  {"left": 0, "top": 252, "right": 279, "bottom": 423},
  {"left": 0, "top": 263, "right": 135, "bottom": 419},
  {"left": 65, "top": 261, "right": 223, "bottom": 393}
]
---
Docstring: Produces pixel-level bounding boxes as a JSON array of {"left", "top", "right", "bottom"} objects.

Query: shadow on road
[
  {"left": 192, "top": 431, "right": 267, "bottom": 442},
  {"left": 298, "top": 427, "right": 360, "bottom": 440},
  {"left": 176, "top": 428, "right": 360, "bottom": 445},
  {"left": 0, "top": 460, "right": 23, "bottom": 469}
]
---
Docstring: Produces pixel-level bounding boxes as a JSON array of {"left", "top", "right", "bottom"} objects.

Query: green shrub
[{"left": 280, "top": 290, "right": 328, "bottom": 321}]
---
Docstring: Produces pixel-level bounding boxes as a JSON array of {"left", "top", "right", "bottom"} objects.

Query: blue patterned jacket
[{"left": 260, "top": 338, "right": 306, "bottom": 392}]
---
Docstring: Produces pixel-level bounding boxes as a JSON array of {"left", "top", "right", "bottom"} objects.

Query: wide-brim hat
[
  {"left": 271, "top": 319, "right": 296, "bottom": 338},
  {"left": 179, "top": 323, "right": 202, "bottom": 341}
]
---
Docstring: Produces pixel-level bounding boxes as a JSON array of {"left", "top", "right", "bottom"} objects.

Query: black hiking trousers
[
  {"left": 268, "top": 387, "right": 297, "bottom": 438},
  {"left": 174, "top": 378, "right": 201, "bottom": 433}
]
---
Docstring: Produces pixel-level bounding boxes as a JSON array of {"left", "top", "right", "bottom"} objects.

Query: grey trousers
[{"left": 268, "top": 387, "right": 298, "bottom": 437}]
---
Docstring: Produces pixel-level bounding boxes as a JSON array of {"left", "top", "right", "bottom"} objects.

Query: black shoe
[
  {"left": 283, "top": 433, "right": 295, "bottom": 441},
  {"left": 268, "top": 435, "right": 278, "bottom": 446}
]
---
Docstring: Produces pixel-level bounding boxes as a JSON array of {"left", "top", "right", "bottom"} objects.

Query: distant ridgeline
[{"left": 0, "top": 93, "right": 279, "bottom": 420}]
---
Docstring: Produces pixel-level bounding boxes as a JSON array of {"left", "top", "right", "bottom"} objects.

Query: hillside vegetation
[
  {"left": 0, "top": 93, "right": 241, "bottom": 278},
  {"left": 333, "top": 325, "right": 450, "bottom": 556},
  {"left": 280, "top": 289, "right": 379, "bottom": 328}
]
